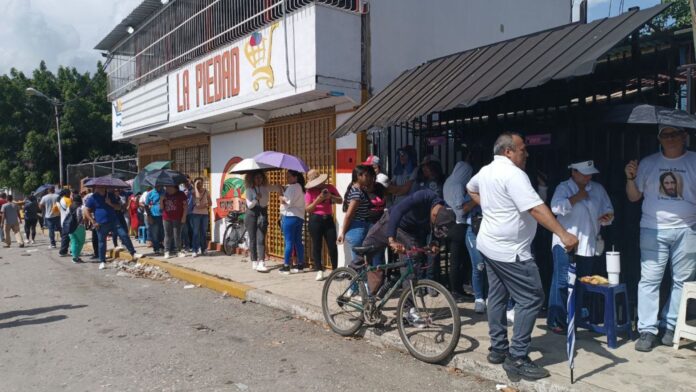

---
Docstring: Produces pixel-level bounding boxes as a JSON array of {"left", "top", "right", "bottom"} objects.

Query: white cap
[{"left": 568, "top": 160, "right": 599, "bottom": 175}]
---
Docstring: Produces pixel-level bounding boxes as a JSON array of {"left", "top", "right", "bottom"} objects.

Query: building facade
[{"left": 97, "top": 0, "right": 570, "bottom": 267}]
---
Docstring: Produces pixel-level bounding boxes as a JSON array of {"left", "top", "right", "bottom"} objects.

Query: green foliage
[
  {"left": 0, "top": 61, "right": 134, "bottom": 193},
  {"left": 654, "top": 0, "right": 692, "bottom": 30}
]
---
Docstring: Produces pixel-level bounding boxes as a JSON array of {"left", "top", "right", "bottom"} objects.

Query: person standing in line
[
  {"left": 467, "top": 132, "right": 578, "bottom": 381},
  {"left": 145, "top": 186, "right": 165, "bottom": 255},
  {"left": 128, "top": 192, "right": 140, "bottom": 237},
  {"left": 388, "top": 146, "right": 418, "bottom": 205},
  {"left": 626, "top": 125, "right": 696, "bottom": 351},
  {"left": 82, "top": 190, "right": 99, "bottom": 260},
  {"left": 22, "top": 194, "right": 39, "bottom": 244},
  {"left": 57, "top": 189, "right": 73, "bottom": 256},
  {"left": 111, "top": 189, "right": 128, "bottom": 250},
  {"left": 244, "top": 172, "right": 283, "bottom": 272},
  {"left": 39, "top": 186, "right": 61, "bottom": 248},
  {"left": 1, "top": 195, "right": 25, "bottom": 248},
  {"left": 547, "top": 160, "right": 614, "bottom": 334},
  {"left": 160, "top": 185, "right": 188, "bottom": 259},
  {"left": 278, "top": 170, "right": 306, "bottom": 275},
  {"left": 363, "top": 155, "right": 390, "bottom": 187},
  {"left": 67, "top": 194, "right": 87, "bottom": 263},
  {"left": 0, "top": 192, "right": 7, "bottom": 244},
  {"left": 305, "top": 169, "right": 343, "bottom": 281},
  {"left": 189, "top": 178, "right": 212, "bottom": 257},
  {"left": 84, "top": 186, "right": 141, "bottom": 270},
  {"left": 181, "top": 177, "right": 194, "bottom": 253}
]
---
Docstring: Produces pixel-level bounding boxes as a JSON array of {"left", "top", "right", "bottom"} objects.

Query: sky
[{"left": 0, "top": 0, "right": 664, "bottom": 76}]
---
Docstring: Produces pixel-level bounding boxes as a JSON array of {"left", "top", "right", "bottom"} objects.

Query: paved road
[{"left": 0, "top": 236, "right": 495, "bottom": 392}]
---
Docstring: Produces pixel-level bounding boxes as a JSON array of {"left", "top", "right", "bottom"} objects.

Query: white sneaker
[
  {"left": 114, "top": 245, "right": 124, "bottom": 251},
  {"left": 256, "top": 261, "right": 269, "bottom": 272},
  {"left": 315, "top": 271, "right": 325, "bottom": 281},
  {"left": 506, "top": 309, "right": 515, "bottom": 325},
  {"left": 178, "top": 251, "right": 186, "bottom": 258},
  {"left": 290, "top": 267, "right": 300, "bottom": 274},
  {"left": 99, "top": 262, "right": 106, "bottom": 270},
  {"left": 251, "top": 261, "right": 258, "bottom": 270},
  {"left": 191, "top": 252, "right": 199, "bottom": 258},
  {"left": 164, "top": 252, "right": 172, "bottom": 259}
]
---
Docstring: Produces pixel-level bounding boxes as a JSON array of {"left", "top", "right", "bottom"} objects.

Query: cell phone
[{"left": 321, "top": 188, "right": 329, "bottom": 195}]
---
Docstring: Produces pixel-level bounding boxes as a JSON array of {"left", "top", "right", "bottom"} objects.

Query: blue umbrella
[
  {"left": 567, "top": 252, "right": 577, "bottom": 384},
  {"left": 34, "top": 184, "right": 55, "bottom": 194}
]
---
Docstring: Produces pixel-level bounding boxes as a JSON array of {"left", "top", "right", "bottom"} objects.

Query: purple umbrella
[
  {"left": 85, "top": 175, "right": 130, "bottom": 188},
  {"left": 253, "top": 151, "right": 309, "bottom": 173}
]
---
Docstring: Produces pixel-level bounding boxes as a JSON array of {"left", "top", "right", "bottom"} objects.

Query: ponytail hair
[{"left": 288, "top": 170, "right": 306, "bottom": 193}]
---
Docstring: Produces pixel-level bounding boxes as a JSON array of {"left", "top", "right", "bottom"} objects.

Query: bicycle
[
  {"left": 222, "top": 211, "right": 246, "bottom": 256},
  {"left": 321, "top": 245, "right": 461, "bottom": 363}
]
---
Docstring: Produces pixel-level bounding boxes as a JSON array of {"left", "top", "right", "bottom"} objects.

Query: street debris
[
  {"left": 221, "top": 291, "right": 229, "bottom": 298},
  {"left": 235, "top": 383, "right": 249, "bottom": 391},
  {"left": 192, "top": 323, "right": 214, "bottom": 332},
  {"left": 114, "top": 260, "right": 170, "bottom": 280},
  {"left": 184, "top": 284, "right": 196, "bottom": 289},
  {"left": 496, "top": 385, "right": 518, "bottom": 392}
]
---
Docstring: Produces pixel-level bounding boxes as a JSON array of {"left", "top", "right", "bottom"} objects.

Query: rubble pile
[{"left": 114, "top": 259, "right": 170, "bottom": 280}]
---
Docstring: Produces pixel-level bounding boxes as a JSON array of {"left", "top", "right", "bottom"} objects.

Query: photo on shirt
[{"left": 658, "top": 171, "right": 683, "bottom": 200}]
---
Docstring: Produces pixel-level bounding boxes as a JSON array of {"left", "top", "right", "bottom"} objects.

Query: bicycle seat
[{"left": 352, "top": 245, "right": 376, "bottom": 256}]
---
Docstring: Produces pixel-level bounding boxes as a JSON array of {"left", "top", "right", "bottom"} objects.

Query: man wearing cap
[
  {"left": 467, "top": 132, "right": 578, "bottom": 380},
  {"left": 362, "top": 155, "right": 390, "bottom": 188},
  {"left": 547, "top": 160, "right": 614, "bottom": 333},
  {"left": 626, "top": 125, "right": 696, "bottom": 352}
]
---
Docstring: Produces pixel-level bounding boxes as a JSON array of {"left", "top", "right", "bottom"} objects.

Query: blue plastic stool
[
  {"left": 576, "top": 282, "right": 634, "bottom": 349},
  {"left": 138, "top": 226, "right": 148, "bottom": 244}
]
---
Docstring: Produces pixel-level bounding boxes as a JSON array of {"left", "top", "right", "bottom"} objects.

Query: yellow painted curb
[{"left": 104, "top": 248, "right": 254, "bottom": 300}]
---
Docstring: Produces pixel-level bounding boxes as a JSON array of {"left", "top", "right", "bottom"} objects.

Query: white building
[{"left": 96, "top": 0, "right": 570, "bottom": 266}]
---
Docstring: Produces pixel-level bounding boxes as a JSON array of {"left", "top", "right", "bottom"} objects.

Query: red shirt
[{"left": 162, "top": 191, "right": 187, "bottom": 221}]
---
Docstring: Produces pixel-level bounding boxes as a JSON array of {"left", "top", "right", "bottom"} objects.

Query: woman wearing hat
[
  {"left": 547, "top": 159, "right": 614, "bottom": 333},
  {"left": 305, "top": 169, "right": 342, "bottom": 281}
]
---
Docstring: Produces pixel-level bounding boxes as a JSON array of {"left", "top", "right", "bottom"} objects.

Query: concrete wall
[
  {"left": 369, "top": 0, "right": 571, "bottom": 92},
  {"left": 210, "top": 127, "right": 264, "bottom": 242}
]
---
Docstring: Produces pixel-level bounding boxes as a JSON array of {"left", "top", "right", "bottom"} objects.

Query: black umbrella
[
  {"left": 84, "top": 175, "right": 129, "bottom": 188},
  {"left": 604, "top": 104, "right": 696, "bottom": 129},
  {"left": 143, "top": 169, "right": 187, "bottom": 187},
  {"left": 34, "top": 183, "right": 55, "bottom": 194}
]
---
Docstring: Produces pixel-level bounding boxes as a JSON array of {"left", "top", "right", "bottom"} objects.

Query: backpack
[{"left": 62, "top": 206, "right": 80, "bottom": 235}]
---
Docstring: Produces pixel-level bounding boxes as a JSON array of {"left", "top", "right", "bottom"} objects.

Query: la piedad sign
[{"left": 169, "top": 22, "right": 280, "bottom": 120}]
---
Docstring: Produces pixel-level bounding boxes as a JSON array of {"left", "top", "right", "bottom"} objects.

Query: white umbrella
[{"left": 228, "top": 158, "right": 275, "bottom": 174}]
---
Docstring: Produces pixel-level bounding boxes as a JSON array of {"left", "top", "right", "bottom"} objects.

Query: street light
[{"left": 26, "top": 87, "right": 65, "bottom": 188}]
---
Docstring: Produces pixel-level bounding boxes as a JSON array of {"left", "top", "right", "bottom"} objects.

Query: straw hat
[{"left": 305, "top": 169, "right": 328, "bottom": 189}]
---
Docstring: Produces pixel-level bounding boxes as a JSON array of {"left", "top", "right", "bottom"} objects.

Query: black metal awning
[{"left": 331, "top": 4, "right": 669, "bottom": 138}]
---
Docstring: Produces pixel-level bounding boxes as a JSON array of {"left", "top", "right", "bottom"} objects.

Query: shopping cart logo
[
  {"left": 113, "top": 99, "right": 123, "bottom": 128},
  {"left": 244, "top": 23, "right": 279, "bottom": 91}
]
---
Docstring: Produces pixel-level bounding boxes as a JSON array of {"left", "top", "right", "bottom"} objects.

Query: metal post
[{"left": 54, "top": 103, "right": 64, "bottom": 188}]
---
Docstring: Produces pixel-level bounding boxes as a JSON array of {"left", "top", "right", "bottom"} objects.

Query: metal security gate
[
  {"left": 170, "top": 135, "right": 211, "bottom": 189},
  {"left": 263, "top": 108, "right": 336, "bottom": 267}
]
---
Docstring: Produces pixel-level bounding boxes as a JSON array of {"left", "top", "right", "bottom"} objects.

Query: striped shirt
[{"left": 346, "top": 186, "right": 371, "bottom": 222}]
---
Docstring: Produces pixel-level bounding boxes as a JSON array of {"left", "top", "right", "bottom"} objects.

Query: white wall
[
  {"left": 334, "top": 111, "right": 358, "bottom": 267},
  {"left": 369, "top": 0, "right": 571, "bottom": 92},
  {"left": 210, "top": 127, "right": 264, "bottom": 242}
]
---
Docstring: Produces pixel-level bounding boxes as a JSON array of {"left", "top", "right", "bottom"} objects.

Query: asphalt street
[{"left": 0, "top": 235, "right": 495, "bottom": 392}]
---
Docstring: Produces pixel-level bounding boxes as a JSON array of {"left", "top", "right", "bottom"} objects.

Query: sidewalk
[{"left": 109, "top": 240, "right": 696, "bottom": 392}]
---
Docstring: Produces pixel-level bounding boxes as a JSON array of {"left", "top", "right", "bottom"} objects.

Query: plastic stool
[
  {"left": 138, "top": 226, "right": 148, "bottom": 244},
  {"left": 576, "top": 282, "right": 634, "bottom": 349},
  {"left": 673, "top": 281, "right": 696, "bottom": 349}
]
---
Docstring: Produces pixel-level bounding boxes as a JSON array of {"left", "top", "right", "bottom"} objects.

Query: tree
[
  {"left": 0, "top": 61, "right": 135, "bottom": 194},
  {"left": 654, "top": 0, "right": 692, "bottom": 30}
]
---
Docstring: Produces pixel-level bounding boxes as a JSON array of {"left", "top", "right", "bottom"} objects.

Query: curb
[{"left": 106, "top": 249, "right": 598, "bottom": 392}]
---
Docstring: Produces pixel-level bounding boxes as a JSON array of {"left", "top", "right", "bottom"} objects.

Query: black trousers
[
  {"left": 24, "top": 219, "right": 37, "bottom": 240},
  {"left": 59, "top": 228, "right": 70, "bottom": 255},
  {"left": 244, "top": 207, "right": 268, "bottom": 262},
  {"left": 447, "top": 223, "right": 469, "bottom": 295},
  {"left": 307, "top": 214, "right": 338, "bottom": 270}
]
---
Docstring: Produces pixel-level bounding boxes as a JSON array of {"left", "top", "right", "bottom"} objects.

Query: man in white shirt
[
  {"left": 548, "top": 160, "right": 614, "bottom": 333},
  {"left": 39, "top": 186, "right": 61, "bottom": 248},
  {"left": 626, "top": 125, "right": 696, "bottom": 352},
  {"left": 467, "top": 132, "right": 578, "bottom": 381}
]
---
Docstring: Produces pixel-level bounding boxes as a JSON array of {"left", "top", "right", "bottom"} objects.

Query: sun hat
[
  {"left": 568, "top": 160, "right": 600, "bottom": 175},
  {"left": 305, "top": 169, "right": 328, "bottom": 189}
]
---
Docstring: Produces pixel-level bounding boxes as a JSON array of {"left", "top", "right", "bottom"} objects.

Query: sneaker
[
  {"left": 251, "top": 261, "right": 258, "bottom": 270},
  {"left": 474, "top": 299, "right": 487, "bottom": 314},
  {"left": 177, "top": 251, "right": 186, "bottom": 258},
  {"left": 256, "top": 261, "right": 269, "bottom": 272},
  {"left": 99, "top": 262, "right": 106, "bottom": 270},
  {"left": 50, "top": 245, "right": 56, "bottom": 249},
  {"left": 90, "top": 254, "right": 99, "bottom": 260},
  {"left": 59, "top": 252, "right": 69, "bottom": 257},
  {"left": 279, "top": 265, "right": 291, "bottom": 275},
  {"left": 30, "top": 240, "right": 35, "bottom": 244},
  {"left": 19, "top": 243, "right": 25, "bottom": 248},
  {"left": 404, "top": 308, "right": 426, "bottom": 329},
  {"left": 635, "top": 332, "right": 657, "bottom": 352},
  {"left": 487, "top": 349, "right": 508, "bottom": 365},
  {"left": 503, "top": 356, "right": 550, "bottom": 381},
  {"left": 315, "top": 270, "right": 325, "bottom": 281},
  {"left": 291, "top": 266, "right": 304, "bottom": 274},
  {"left": 76, "top": 258, "right": 84, "bottom": 263},
  {"left": 506, "top": 309, "right": 515, "bottom": 325},
  {"left": 164, "top": 252, "right": 172, "bottom": 259},
  {"left": 131, "top": 253, "right": 143, "bottom": 261},
  {"left": 114, "top": 246, "right": 124, "bottom": 251},
  {"left": 72, "top": 258, "right": 79, "bottom": 264},
  {"left": 662, "top": 329, "right": 675, "bottom": 346}
]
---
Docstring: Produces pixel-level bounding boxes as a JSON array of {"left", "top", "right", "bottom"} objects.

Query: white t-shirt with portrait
[
  {"left": 636, "top": 151, "right": 696, "bottom": 229},
  {"left": 467, "top": 155, "right": 544, "bottom": 262}
]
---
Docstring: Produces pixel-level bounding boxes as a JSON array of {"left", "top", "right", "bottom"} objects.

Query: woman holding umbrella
[
  {"left": 244, "top": 171, "right": 282, "bottom": 272},
  {"left": 278, "top": 170, "right": 306, "bottom": 274}
]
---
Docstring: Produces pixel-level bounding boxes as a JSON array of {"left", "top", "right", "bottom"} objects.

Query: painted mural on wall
[{"left": 213, "top": 157, "right": 247, "bottom": 222}]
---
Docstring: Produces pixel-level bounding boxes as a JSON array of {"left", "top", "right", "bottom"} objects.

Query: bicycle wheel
[
  {"left": 322, "top": 267, "right": 365, "bottom": 336},
  {"left": 396, "top": 279, "right": 461, "bottom": 363},
  {"left": 223, "top": 224, "right": 242, "bottom": 256}
]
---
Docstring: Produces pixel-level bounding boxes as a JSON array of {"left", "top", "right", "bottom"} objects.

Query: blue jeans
[
  {"left": 547, "top": 245, "right": 594, "bottom": 329},
  {"left": 96, "top": 220, "right": 136, "bottom": 262},
  {"left": 149, "top": 215, "right": 164, "bottom": 252},
  {"left": 46, "top": 216, "right": 60, "bottom": 246},
  {"left": 281, "top": 216, "right": 304, "bottom": 266},
  {"left": 189, "top": 214, "right": 209, "bottom": 253},
  {"left": 465, "top": 225, "right": 487, "bottom": 300},
  {"left": 344, "top": 220, "right": 383, "bottom": 266},
  {"left": 638, "top": 227, "right": 696, "bottom": 334}
]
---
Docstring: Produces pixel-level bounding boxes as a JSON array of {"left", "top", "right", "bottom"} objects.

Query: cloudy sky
[{"left": 0, "top": 0, "right": 662, "bottom": 76}]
